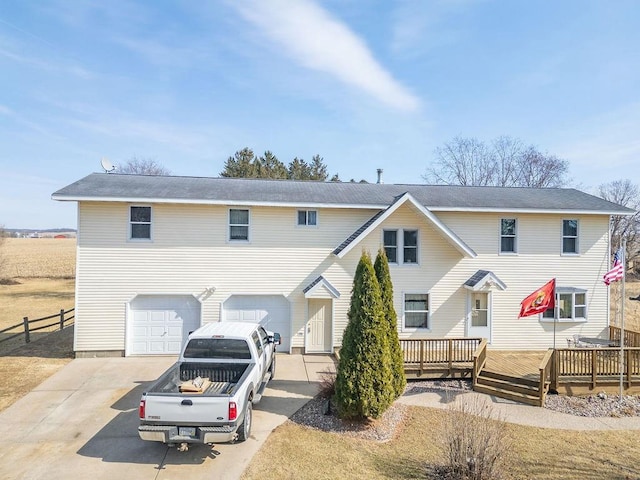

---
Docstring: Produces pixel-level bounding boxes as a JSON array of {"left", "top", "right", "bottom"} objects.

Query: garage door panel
[
  {"left": 128, "top": 295, "right": 201, "bottom": 356},
  {"left": 223, "top": 295, "right": 291, "bottom": 352}
]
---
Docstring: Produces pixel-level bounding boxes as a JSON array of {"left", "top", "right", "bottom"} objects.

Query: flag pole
[{"left": 619, "top": 239, "right": 626, "bottom": 399}]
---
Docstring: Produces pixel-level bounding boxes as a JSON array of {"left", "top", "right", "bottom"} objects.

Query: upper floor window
[
  {"left": 130, "top": 206, "right": 151, "bottom": 240},
  {"left": 542, "top": 287, "right": 587, "bottom": 322},
  {"left": 383, "top": 230, "right": 398, "bottom": 263},
  {"left": 229, "top": 209, "right": 249, "bottom": 241},
  {"left": 403, "top": 293, "right": 430, "bottom": 330},
  {"left": 297, "top": 210, "right": 317, "bottom": 226},
  {"left": 383, "top": 229, "right": 418, "bottom": 264},
  {"left": 562, "top": 219, "right": 578, "bottom": 254},
  {"left": 500, "top": 218, "right": 517, "bottom": 253}
]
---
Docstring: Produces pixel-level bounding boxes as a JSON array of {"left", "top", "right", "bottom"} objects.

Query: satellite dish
[{"left": 100, "top": 158, "right": 116, "bottom": 173}]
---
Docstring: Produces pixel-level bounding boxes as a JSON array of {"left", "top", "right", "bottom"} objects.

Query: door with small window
[{"left": 467, "top": 292, "right": 491, "bottom": 341}]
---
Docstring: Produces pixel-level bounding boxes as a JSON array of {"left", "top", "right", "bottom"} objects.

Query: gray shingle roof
[{"left": 52, "top": 173, "right": 634, "bottom": 214}]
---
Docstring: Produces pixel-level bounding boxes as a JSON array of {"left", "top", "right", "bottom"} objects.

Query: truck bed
[{"left": 147, "top": 362, "right": 251, "bottom": 396}]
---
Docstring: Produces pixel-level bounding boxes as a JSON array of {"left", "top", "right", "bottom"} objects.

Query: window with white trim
[
  {"left": 500, "top": 218, "right": 517, "bottom": 253},
  {"left": 229, "top": 209, "right": 249, "bottom": 241},
  {"left": 130, "top": 206, "right": 151, "bottom": 240},
  {"left": 297, "top": 210, "right": 317, "bottom": 226},
  {"left": 403, "top": 293, "right": 429, "bottom": 329},
  {"left": 383, "top": 230, "right": 398, "bottom": 263},
  {"left": 562, "top": 219, "right": 578, "bottom": 254},
  {"left": 383, "top": 229, "right": 418, "bottom": 264},
  {"left": 542, "top": 287, "right": 587, "bottom": 322}
]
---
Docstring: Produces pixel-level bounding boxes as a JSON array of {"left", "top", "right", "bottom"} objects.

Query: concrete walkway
[
  {"left": 398, "top": 387, "right": 640, "bottom": 430},
  {"left": 0, "top": 354, "right": 335, "bottom": 480}
]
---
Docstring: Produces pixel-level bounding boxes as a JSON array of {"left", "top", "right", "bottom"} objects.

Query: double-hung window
[
  {"left": 297, "top": 210, "right": 317, "bottom": 226},
  {"left": 404, "top": 293, "right": 429, "bottom": 329},
  {"left": 130, "top": 206, "right": 151, "bottom": 240},
  {"left": 562, "top": 219, "right": 578, "bottom": 254},
  {"left": 542, "top": 287, "right": 587, "bottom": 322},
  {"left": 500, "top": 218, "right": 517, "bottom": 253},
  {"left": 229, "top": 209, "right": 249, "bottom": 241},
  {"left": 383, "top": 230, "right": 398, "bottom": 263},
  {"left": 383, "top": 229, "right": 418, "bottom": 264}
]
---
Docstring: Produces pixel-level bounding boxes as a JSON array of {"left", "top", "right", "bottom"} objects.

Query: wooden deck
[{"left": 483, "top": 350, "right": 546, "bottom": 381}]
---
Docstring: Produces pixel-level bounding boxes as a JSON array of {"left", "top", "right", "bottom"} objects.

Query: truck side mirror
[{"left": 270, "top": 333, "right": 281, "bottom": 345}]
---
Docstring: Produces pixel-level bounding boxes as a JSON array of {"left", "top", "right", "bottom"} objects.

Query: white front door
[
  {"left": 467, "top": 292, "right": 491, "bottom": 341},
  {"left": 306, "top": 299, "right": 332, "bottom": 353}
]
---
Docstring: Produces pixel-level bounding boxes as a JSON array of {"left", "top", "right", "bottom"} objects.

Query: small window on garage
[
  {"left": 229, "top": 208, "right": 249, "bottom": 241},
  {"left": 130, "top": 206, "right": 152, "bottom": 240},
  {"left": 297, "top": 210, "right": 318, "bottom": 226}
]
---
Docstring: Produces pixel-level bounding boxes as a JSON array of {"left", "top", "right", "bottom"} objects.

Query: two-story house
[{"left": 52, "top": 173, "right": 633, "bottom": 357}]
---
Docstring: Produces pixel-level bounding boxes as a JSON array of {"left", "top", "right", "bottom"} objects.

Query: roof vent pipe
[{"left": 376, "top": 168, "right": 383, "bottom": 184}]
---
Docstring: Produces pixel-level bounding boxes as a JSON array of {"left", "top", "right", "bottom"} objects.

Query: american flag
[{"left": 603, "top": 248, "right": 624, "bottom": 285}]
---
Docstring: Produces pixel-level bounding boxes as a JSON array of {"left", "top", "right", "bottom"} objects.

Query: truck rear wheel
[{"left": 237, "top": 402, "right": 252, "bottom": 442}]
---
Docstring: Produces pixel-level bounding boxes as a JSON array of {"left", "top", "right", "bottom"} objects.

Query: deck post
[
  {"left": 448, "top": 339, "right": 453, "bottom": 376},
  {"left": 419, "top": 340, "right": 424, "bottom": 376},
  {"left": 591, "top": 350, "right": 597, "bottom": 389}
]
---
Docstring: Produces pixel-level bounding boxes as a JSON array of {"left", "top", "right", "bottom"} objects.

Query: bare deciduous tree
[
  {"left": 424, "top": 136, "right": 569, "bottom": 188},
  {"left": 599, "top": 179, "right": 640, "bottom": 274},
  {"left": 118, "top": 157, "right": 171, "bottom": 175}
]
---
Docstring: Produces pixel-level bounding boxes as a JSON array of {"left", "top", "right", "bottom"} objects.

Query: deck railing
[
  {"left": 400, "top": 338, "right": 482, "bottom": 378},
  {"left": 554, "top": 347, "right": 640, "bottom": 390},
  {"left": 537, "top": 349, "right": 555, "bottom": 405},
  {"left": 609, "top": 326, "right": 640, "bottom": 347},
  {"left": 472, "top": 338, "right": 488, "bottom": 387}
]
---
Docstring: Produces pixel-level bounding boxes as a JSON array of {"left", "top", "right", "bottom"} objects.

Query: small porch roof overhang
[
  {"left": 303, "top": 275, "right": 341, "bottom": 299},
  {"left": 464, "top": 270, "right": 507, "bottom": 291}
]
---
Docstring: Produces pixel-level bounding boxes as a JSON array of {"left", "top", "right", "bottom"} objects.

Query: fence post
[
  {"left": 23, "top": 317, "right": 30, "bottom": 343},
  {"left": 59, "top": 309, "right": 65, "bottom": 330}
]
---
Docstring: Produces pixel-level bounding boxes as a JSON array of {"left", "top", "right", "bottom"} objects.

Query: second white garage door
[{"left": 223, "top": 295, "right": 291, "bottom": 352}]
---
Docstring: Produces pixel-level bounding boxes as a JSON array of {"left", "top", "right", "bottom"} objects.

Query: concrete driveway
[{"left": 0, "top": 355, "right": 334, "bottom": 480}]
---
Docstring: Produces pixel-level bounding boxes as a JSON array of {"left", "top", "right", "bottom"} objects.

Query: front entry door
[
  {"left": 306, "top": 299, "right": 332, "bottom": 352},
  {"left": 467, "top": 292, "right": 491, "bottom": 341}
]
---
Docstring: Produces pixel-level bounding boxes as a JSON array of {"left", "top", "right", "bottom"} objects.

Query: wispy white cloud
[
  {"left": 390, "top": 0, "right": 472, "bottom": 57},
  {"left": 231, "top": 0, "right": 420, "bottom": 112},
  {"left": 552, "top": 102, "right": 640, "bottom": 188},
  {"left": 0, "top": 47, "right": 93, "bottom": 78}
]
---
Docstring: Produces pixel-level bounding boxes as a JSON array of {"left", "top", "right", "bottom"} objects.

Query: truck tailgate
[{"left": 144, "top": 394, "right": 230, "bottom": 425}]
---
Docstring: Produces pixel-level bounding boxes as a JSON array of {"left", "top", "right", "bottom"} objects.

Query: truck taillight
[
  {"left": 229, "top": 401, "right": 237, "bottom": 421},
  {"left": 139, "top": 399, "right": 146, "bottom": 419}
]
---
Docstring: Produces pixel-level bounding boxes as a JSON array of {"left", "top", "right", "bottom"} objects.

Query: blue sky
[{"left": 1, "top": 0, "right": 638, "bottom": 229}]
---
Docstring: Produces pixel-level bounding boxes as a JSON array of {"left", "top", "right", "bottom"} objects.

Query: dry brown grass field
[
  {"left": 0, "top": 238, "right": 76, "bottom": 410},
  {"left": 1, "top": 237, "right": 76, "bottom": 278}
]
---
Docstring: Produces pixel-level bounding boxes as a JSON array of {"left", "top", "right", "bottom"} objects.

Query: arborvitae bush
[
  {"left": 374, "top": 248, "right": 406, "bottom": 399},
  {"left": 334, "top": 251, "right": 395, "bottom": 419}
]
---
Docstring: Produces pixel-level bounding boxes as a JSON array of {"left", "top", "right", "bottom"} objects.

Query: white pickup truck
[{"left": 138, "top": 322, "right": 279, "bottom": 450}]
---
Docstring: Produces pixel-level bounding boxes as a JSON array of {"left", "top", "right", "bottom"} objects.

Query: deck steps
[{"left": 474, "top": 370, "right": 545, "bottom": 407}]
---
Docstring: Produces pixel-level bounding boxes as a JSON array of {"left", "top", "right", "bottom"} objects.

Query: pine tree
[
  {"left": 374, "top": 248, "right": 406, "bottom": 398},
  {"left": 334, "top": 251, "right": 395, "bottom": 419}
]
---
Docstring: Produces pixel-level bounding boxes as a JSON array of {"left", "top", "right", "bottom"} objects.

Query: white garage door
[
  {"left": 223, "top": 295, "right": 291, "bottom": 352},
  {"left": 128, "top": 295, "right": 201, "bottom": 355}
]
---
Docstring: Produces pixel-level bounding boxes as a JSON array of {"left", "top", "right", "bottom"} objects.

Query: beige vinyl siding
[
  {"left": 74, "top": 201, "right": 375, "bottom": 352},
  {"left": 75, "top": 200, "right": 613, "bottom": 353}
]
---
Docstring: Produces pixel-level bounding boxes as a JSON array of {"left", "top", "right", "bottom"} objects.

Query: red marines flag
[{"left": 519, "top": 279, "right": 556, "bottom": 318}]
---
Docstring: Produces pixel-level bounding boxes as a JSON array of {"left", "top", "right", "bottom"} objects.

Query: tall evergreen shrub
[
  {"left": 374, "top": 248, "right": 407, "bottom": 398},
  {"left": 334, "top": 251, "right": 395, "bottom": 419}
]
